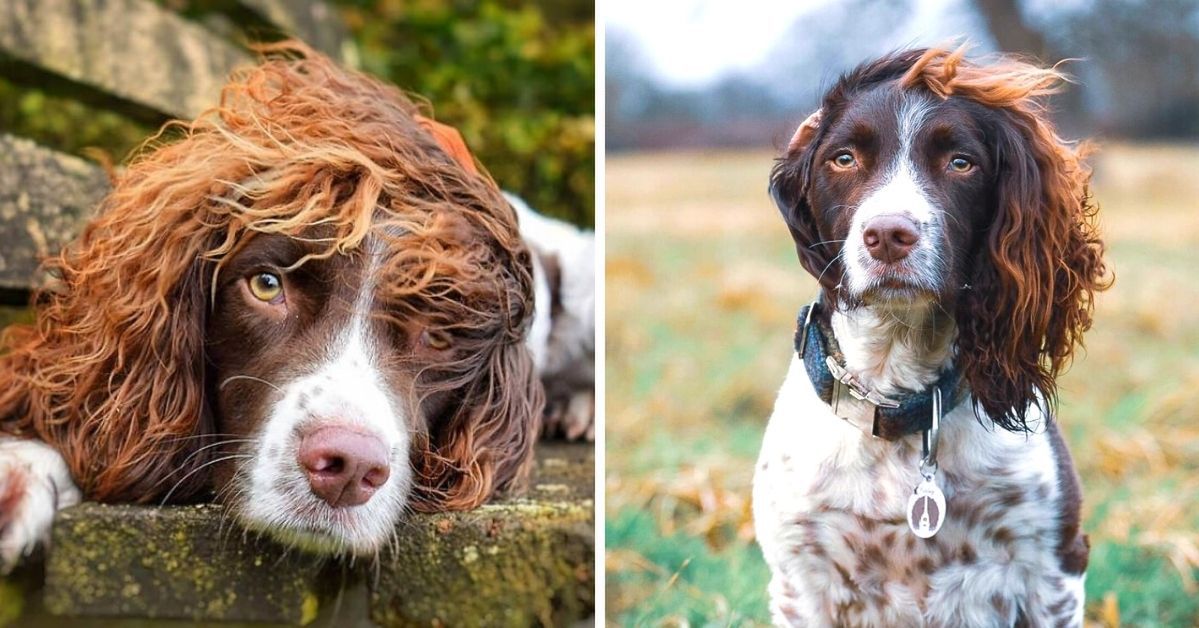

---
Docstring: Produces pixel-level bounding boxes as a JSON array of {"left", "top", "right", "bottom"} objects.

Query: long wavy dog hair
[
  {"left": 0, "top": 42, "right": 542, "bottom": 510},
  {"left": 771, "top": 46, "right": 1110, "bottom": 430}
]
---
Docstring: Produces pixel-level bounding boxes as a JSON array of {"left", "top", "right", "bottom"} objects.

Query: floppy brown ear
[
  {"left": 0, "top": 166, "right": 218, "bottom": 503},
  {"left": 956, "top": 112, "right": 1108, "bottom": 431},
  {"left": 769, "top": 109, "right": 840, "bottom": 292},
  {"left": 411, "top": 341, "right": 542, "bottom": 511}
]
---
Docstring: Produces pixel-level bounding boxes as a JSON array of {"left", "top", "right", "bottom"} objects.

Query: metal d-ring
[
  {"left": 920, "top": 387, "right": 942, "bottom": 478},
  {"left": 797, "top": 299, "right": 817, "bottom": 358}
]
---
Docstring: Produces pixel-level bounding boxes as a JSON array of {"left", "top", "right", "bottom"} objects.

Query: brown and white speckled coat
[{"left": 753, "top": 308, "right": 1087, "bottom": 627}]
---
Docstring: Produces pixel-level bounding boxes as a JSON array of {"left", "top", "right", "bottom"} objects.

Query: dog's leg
[
  {"left": 0, "top": 436, "right": 81, "bottom": 573},
  {"left": 560, "top": 389, "right": 594, "bottom": 441}
]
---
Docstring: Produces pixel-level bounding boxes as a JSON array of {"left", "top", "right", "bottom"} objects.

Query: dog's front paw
[
  {"left": 0, "top": 438, "right": 81, "bottom": 574},
  {"left": 544, "top": 389, "right": 594, "bottom": 442}
]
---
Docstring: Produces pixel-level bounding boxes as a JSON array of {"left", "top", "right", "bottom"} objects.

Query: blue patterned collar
[{"left": 793, "top": 300, "right": 968, "bottom": 440}]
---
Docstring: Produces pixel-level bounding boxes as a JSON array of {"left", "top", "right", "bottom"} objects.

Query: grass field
[{"left": 604, "top": 144, "right": 1199, "bottom": 627}]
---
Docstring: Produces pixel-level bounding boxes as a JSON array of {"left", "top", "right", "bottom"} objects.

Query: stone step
[
  {"left": 0, "top": 134, "right": 110, "bottom": 296},
  {"left": 235, "top": 0, "right": 351, "bottom": 63},
  {"left": 2, "top": 442, "right": 594, "bottom": 627},
  {"left": 0, "top": 0, "right": 250, "bottom": 124}
]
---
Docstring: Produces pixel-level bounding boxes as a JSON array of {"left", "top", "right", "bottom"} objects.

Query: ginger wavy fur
[
  {"left": 0, "top": 42, "right": 542, "bottom": 511},
  {"left": 904, "top": 46, "right": 1111, "bottom": 427}
]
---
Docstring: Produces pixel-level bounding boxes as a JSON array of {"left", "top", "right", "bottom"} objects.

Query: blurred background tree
[{"left": 607, "top": 0, "right": 1199, "bottom": 151}]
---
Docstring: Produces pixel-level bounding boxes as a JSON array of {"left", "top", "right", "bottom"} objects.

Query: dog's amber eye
[
  {"left": 949, "top": 156, "right": 974, "bottom": 172},
  {"left": 248, "top": 272, "right": 283, "bottom": 303},
  {"left": 422, "top": 330, "right": 452, "bottom": 351},
  {"left": 832, "top": 152, "right": 856, "bottom": 169}
]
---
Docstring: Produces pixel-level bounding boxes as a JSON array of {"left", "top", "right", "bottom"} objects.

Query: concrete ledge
[
  {"left": 5, "top": 442, "right": 593, "bottom": 626},
  {"left": 371, "top": 502, "right": 593, "bottom": 627},
  {"left": 43, "top": 504, "right": 326, "bottom": 623}
]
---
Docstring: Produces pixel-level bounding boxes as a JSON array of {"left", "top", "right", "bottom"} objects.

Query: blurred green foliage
[
  {"left": 0, "top": 0, "right": 593, "bottom": 227},
  {"left": 0, "top": 76, "right": 154, "bottom": 164},
  {"left": 337, "top": 0, "right": 594, "bottom": 227}
]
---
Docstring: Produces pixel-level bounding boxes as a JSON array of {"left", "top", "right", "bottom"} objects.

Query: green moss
[
  {"left": 0, "top": 307, "right": 33, "bottom": 329},
  {"left": 43, "top": 504, "right": 324, "bottom": 623},
  {"left": 0, "top": 579, "right": 24, "bottom": 626},
  {"left": 369, "top": 498, "right": 594, "bottom": 627},
  {"left": 299, "top": 591, "right": 319, "bottom": 626}
]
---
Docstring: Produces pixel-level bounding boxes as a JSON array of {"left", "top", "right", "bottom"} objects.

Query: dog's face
[
  {"left": 201, "top": 211, "right": 531, "bottom": 554},
  {"left": 0, "top": 48, "right": 541, "bottom": 546},
  {"left": 206, "top": 233, "right": 412, "bottom": 553},
  {"left": 770, "top": 48, "right": 1108, "bottom": 429},
  {"left": 802, "top": 86, "right": 1001, "bottom": 308}
]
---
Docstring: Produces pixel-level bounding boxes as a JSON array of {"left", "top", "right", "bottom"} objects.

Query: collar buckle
[{"left": 825, "top": 357, "right": 900, "bottom": 409}]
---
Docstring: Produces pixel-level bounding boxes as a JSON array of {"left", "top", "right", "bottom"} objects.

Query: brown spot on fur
[
  {"left": 959, "top": 544, "right": 977, "bottom": 564},
  {"left": 862, "top": 544, "right": 885, "bottom": 568},
  {"left": 779, "top": 601, "right": 803, "bottom": 623},
  {"left": 834, "top": 562, "right": 853, "bottom": 586},
  {"left": 991, "top": 527, "right": 1015, "bottom": 546},
  {"left": 1047, "top": 420, "right": 1090, "bottom": 574},
  {"left": 1048, "top": 594, "right": 1073, "bottom": 615},
  {"left": 999, "top": 486, "right": 1025, "bottom": 507},
  {"left": 990, "top": 593, "right": 1010, "bottom": 617}
]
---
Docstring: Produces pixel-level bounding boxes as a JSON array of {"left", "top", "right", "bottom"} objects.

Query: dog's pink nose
[
  {"left": 297, "top": 426, "right": 390, "bottom": 508},
  {"left": 863, "top": 215, "right": 920, "bottom": 263}
]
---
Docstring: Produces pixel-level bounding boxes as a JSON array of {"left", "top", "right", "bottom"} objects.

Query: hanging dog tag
[
  {"left": 907, "top": 387, "right": 945, "bottom": 538},
  {"left": 907, "top": 476, "right": 946, "bottom": 538}
]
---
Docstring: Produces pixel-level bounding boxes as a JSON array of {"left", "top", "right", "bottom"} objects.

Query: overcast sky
[
  {"left": 605, "top": 0, "right": 818, "bottom": 87},
  {"left": 604, "top": 0, "right": 1087, "bottom": 88}
]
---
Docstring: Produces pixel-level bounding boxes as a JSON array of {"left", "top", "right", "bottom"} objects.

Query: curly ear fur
[
  {"left": 901, "top": 47, "right": 1110, "bottom": 429},
  {"left": 410, "top": 340, "right": 542, "bottom": 512},
  {"left": 407, "top": 214, "right": 543, "bottom": 511},
  {"left": 0, "top": 169, "right": 218, "bottom": 503},
  {"left": 770, "top": 109, "right": 842, "bottom": 296}
]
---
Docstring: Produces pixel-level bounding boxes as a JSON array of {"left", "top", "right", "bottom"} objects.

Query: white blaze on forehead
[
  {"left": 842, "top": 96, "right": 944, "bottom": 294},
  {"left": 859, "top": 95, "right": 937, "bottom": 224}
]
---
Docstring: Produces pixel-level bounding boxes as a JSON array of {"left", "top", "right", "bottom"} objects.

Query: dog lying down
[{"left": 0, "top": 42, "right": 593, "bottom": 572}]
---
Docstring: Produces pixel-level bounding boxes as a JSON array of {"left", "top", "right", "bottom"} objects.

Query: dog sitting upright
[{"left": 753, "top": 47, "right": 1108, "bottom": 626}]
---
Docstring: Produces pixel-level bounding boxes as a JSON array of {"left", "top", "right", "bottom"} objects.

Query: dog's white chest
[{"left": 752, "top": 356, "right": 1086, "bottom": 627}]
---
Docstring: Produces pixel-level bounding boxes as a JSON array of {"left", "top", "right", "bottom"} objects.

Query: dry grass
[{"left": 605, "top": 144, "right": 1199, "bottom": 626}]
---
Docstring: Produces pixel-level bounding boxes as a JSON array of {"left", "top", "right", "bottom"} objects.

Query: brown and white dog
[
  {"left": 753, "top": 47, "right": 1108, "bottom": 626},
  {"left": 511, "top": 193, "right": 596, "bottom": 442},
  {"left": 0, "top": 44, "right": 558, "bottom": 569}
]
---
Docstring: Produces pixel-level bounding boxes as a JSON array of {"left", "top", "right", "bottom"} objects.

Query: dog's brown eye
[
  {"left": 832, "top": 152, "right": 856, "bottom": 169},
  {"left": 422, "top": 330, "right": 452, "bottom": 351},
  {"left": 949, "top": 156, "right": 973, "bottom": 172},
  {"left": 248, "top": 272, "right": 283, "bottom": 303}
]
